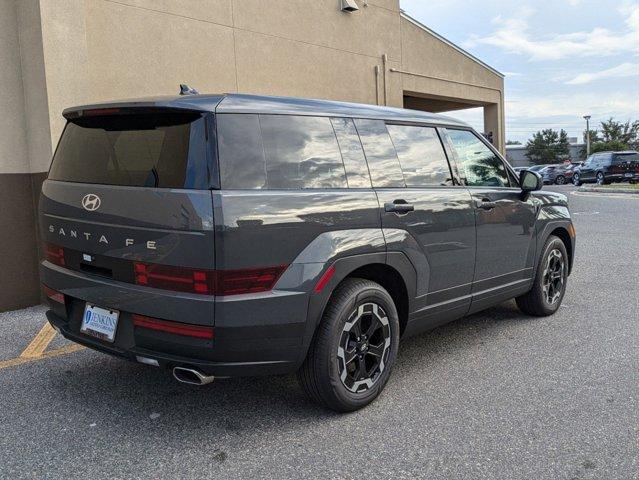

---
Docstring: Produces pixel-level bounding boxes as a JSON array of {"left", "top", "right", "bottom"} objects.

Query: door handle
[
  {"left": 476, "top": 198, "right": 497, "bottom": 210},
  {"left": 385, "top": 200, "right": 414, "bottom": 214}
]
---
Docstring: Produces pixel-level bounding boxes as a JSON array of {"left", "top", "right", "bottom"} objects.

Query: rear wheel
[
  {"left": 298, "top": 278, "right": 400, "bottom": 412},
  {"left": 555, "top": 175, "right": 566, "bottom": 185},
  {"left": 516, "top": 235, "right": 568, "bottom": 316}
]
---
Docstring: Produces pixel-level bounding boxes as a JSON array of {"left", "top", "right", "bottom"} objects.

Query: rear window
[{"left": 49, "top": 112, "right": 211, "bottom": 189}]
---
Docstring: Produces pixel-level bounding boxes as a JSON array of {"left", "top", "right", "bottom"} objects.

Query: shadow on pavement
[{"left": 39, "top": 300, "right": 536, "bottom": 438}]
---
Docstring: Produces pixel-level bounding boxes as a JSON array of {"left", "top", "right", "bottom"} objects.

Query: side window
[
  {"left": 446, "top": 129, "right": 510, "bottom": 187},
  {"left": 354, "top": 119, "right": 405, "bottom": 188},
  {"left": 330, "top": 118, "right": 372, "bottom": 188},
  {"left": 386, "top": 124, "right": 452, "bottom": 186},
  {"left": 260, "top": 115, "right": 347, "bottom": 189},
  {"left": 218, "top": 114, "right": 266, "bottom": 189}
]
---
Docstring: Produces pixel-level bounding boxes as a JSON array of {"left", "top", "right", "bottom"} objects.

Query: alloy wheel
[
  {"left": 596, "top": 172, "right": 605, "bottom": 185},
  {"left": 542, "top": 249, "right": 565, "bottom": 305},
  {"left": 556, "top": 176, "right": 566, "bottom": 185},
  {"left": 337, "top": 302, "right": 392, "bottom": 393},
  {"left": 573, "top": 174, "right": 580, "bottom": 185}
]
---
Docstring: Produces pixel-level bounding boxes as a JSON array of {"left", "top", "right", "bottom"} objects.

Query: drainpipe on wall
[
  {"left": 374, "top": 66, "right": 380, "bottom": 106},
  {"left": 381, "top": 54, "right": 388, "bottom": 106}
]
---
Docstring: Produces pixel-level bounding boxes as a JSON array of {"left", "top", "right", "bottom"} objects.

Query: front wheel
[
  {"left": 516, "top": 235, "right": 568, "bottom": 316},
  {"left": 555, "top": 175, "right": 566, "bottom": 185},
  {"left": 572, "top": 173, "right": 582, "bottom": 186},
  {"left": 596, "top": 172, "right": 606, "bottom": 185},
  {"left": 298, "top": 278, "right": 400, "bottom": 412}
]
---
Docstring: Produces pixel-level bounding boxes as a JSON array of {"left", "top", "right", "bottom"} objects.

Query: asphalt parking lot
[{"left": 1, "top": 185, "right": 638, "bottom": 480}]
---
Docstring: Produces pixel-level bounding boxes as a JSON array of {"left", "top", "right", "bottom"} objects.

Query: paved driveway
[{"left": 1, "top": 185, "right": 638, "bottom": 479}]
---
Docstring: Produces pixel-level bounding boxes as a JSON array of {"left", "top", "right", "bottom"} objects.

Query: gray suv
[{"left": 39, "top": 93, "right": 576, "bottom": 411}]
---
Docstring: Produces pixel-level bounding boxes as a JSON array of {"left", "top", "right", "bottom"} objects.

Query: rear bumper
[
  {"left": 41, "top": 262, "right": 309, "bottom": 377},
  {"left": 47, "top": 310, "right": 297, "bottom": 376}
]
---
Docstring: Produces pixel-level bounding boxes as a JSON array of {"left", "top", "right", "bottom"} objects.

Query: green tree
[
  {"left": 591, "top": 140, "right": 629, "bottom": 154},
  {"left": 599, "top": 118, "right": 639, "bottom": 146},
  {"left": 525, "top": 129, "right": 570, "bottom": 164},
  {"left": 581, "top": 118, "right": 639, "bottom": 158}
]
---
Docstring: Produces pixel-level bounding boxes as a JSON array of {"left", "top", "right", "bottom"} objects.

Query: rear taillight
[
  {"left": 44, "top": 243, "right": 65, "bottom": 267},
  {"left": 216, "top": 266, "right": 286, "bottom": 296},
  {"left": 132, "top": 314, "right": 214, "bottom": 339},
  {"left": 134, "top": 262, "right": 214, "bottom": 294},
  {"left": 42, "top": 284, "right": 65, "bottom": 304},
  {"left": 133, "top": 262, "right": 286, "bottom": 296}
]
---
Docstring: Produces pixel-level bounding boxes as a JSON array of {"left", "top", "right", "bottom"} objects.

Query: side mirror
[{"left": 520, "top": 170, "right": 543, "bottom": 192}]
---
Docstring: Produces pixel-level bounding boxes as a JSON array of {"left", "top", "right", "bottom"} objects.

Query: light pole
[{"left": 583, "top": 115, "right": 592, "bottom": 157}]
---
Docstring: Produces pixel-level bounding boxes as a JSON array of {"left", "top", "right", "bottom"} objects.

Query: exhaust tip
[{"left": 173, "top": 367, "right": 215, "bottom": 386}]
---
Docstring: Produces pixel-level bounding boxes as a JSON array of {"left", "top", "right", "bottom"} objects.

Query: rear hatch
[{"left": 39, "top": 107, "right": 218, "bottom": 327}]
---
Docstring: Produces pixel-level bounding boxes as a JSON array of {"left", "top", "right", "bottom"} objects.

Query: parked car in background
[
  {"left": 540, "top": 165, "right": 566, "bottom": 185},
  {"left": 573, "top": 151, "right": 639, "bottom": 185},
  {"left": 562, "top": 163, "right": 581, "bottom": 182},
  {"left": 540, "top": 163, "right": 580, "bottom": 185}
]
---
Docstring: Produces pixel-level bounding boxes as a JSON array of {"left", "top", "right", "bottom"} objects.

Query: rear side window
[
  {"left": 612, "top": 154, "right": 638, "bottom": 164},
  {"left": 49, "top": 113, "right": 210, "bottom": 189},
  {"left": 218, "top": 114, "right": 348, "bottom": 189},
  {"left": 386, "top": 124, "right": 452, "bottom": 186},
  {"left": 260, "top": 115, "right": 347, "bottom": 189},
  {"left": 354, "top": 119, "right": 404, "bottom": 188},
  {"left": 446, "top": 129, "right": 510, "bottom": 187}
]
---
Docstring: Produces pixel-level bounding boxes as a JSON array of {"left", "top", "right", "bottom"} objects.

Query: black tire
[
  {"left": 596, "top": 171, "right": 606, "bottom": 185},
  {"left": 516, "top": 235, "right": 569, "bottom": 316},
  {"left": 555, "top": 175, "right": 566, "bottom": 185},
  {"left": 297, "top": 278, "right": 400, "bottom": 412},
  {"left": 572, "top": 173, "right": 582, "bottom": 186}
]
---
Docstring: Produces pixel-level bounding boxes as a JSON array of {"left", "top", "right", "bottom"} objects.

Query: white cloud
[
  {"left": 566, "top": 62, "right": 639, "bottom": 84},
  {"left": 467, "top": 3, "right": 639, "bottom": 61},
  {"left": 506, "top": 92, "right": 639, "bottom": 119}
]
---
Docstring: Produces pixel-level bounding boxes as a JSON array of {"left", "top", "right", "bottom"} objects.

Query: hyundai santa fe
[{"left": 39, "top": 92, "right": 576, "bottom": 412}]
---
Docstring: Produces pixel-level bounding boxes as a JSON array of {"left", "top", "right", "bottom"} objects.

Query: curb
[{"left": 578, "top": 187, "right": 639, "bottom": 195}]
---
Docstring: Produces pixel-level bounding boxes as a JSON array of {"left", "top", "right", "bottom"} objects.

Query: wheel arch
[
  {"left": 299, "top": 252, "right": 416, "bottom": 364},
  {"left": 548, "top": 226, "right": 574, "bottom": 273},
  {"left": 342, "top": 263, "right": 410, "bottom": 336}
]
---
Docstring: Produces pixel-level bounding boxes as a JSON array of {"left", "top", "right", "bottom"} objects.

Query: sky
[{"left": 400, "top": 0, "right": 639, "bottom": 144}]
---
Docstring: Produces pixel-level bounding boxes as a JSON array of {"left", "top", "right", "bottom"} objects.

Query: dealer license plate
[{"left": 81, "top": 304, "right": 119, "bottom": 342}]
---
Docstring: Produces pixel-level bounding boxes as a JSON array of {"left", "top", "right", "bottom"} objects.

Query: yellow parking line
[
  {"left": 20, "top": 322, "right": 58, "bottom": 358},
  {"left": 0, "top": 343, "right": 85, "bottom": 370}
]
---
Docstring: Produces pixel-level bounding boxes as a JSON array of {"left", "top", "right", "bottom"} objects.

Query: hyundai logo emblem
[{"left": 81, "top": 194, "right": 101, "bottom": 211}]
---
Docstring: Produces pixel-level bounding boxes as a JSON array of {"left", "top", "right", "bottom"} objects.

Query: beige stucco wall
[
  {"left": 6, "top": 0, "right": 505, "bottom": 174},
  {"left": 0, "top": 0, "right": 29, "bottom": 174},
  {"left": 0, "top": 0, "right": 505, "bottom": 313}
]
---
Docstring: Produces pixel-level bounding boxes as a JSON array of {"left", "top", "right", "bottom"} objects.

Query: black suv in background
[
  {"left": 573, "top": 151, "right": 639, "bottom": 185},
  {"left": 39, "top": 93, "right": 576, "bottom": 411}
]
